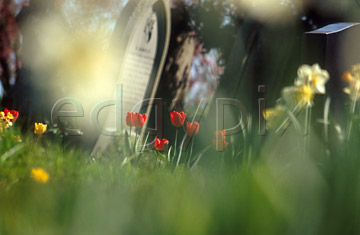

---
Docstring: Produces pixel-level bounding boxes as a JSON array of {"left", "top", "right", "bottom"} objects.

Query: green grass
[{"left": 1, "top": 105, "right": 360, "bottom": 235}]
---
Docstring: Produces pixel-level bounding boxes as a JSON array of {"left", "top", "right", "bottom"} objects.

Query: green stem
[
  {"left": 134, "top": 129, "right": 138, "bottom": 153},
  {"left": 348, "top": 89, "right": 358, "bottom": 141},
  {"left": 303, "top": 105, "right": 312, "bottom": 158},
  {"left": 36, "top": 135, "right": 42, "bottom": 145},
  {"left": 136, "top": 131, "right": 150, "bottom": 163},
  {"left": 190, "top": 145, "right": 212, "bottom": 170},
  {"left": 220, "top": 152, "right": 225, "bottom": 170},
  {"left": 173, "top": 128, "right": 178, "bottom": 166},
  {"left": 187, "top": 137, "right": 195, "bottom": 167},
  {"left": 323, "top": 97, "right": 331, "bottom": 145},
  {"left": 176, "top": 136, "right": 186, "bottom": 167},
  {"left": 155, "top": 151, "right": 159, "bottom": 169}
]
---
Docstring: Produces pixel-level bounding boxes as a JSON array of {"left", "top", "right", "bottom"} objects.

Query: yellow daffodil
[
  {"left": 265, "top": 64, "right": 328, "bottom": 131},
  {"left": 298, "top": 85, "right": 315, "bottom": 106},
  {"left": 31, "top": 168, "right": 50, "bottom": 184},
  {"left": 343, "top": 65, "right": 360, "bottom": 101},
  {"left": 295, "top": 64, "right": 329, "bottom": 94},
  {"left": 263, "top": 106, "right": 281, "bottom": 120},
  {"left": 282, "top": 85, "right": 315, "bottom": 107},
  {"left": 34, "top": 123, "right": 47, "bottom": 135},
  {"left": 263, "top": 105, "right": 285, "bottom": 130}
]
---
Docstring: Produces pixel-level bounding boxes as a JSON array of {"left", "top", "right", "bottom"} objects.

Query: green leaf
[
  {"left": 140, "top": 132, "right": 150, "bottom": 154},
  {"left": 167, "top": 146, "right": 173, "bottom": 162},
  {"left": 190, "top": 145, "right": 212, "bottom": 170},
  {"left": 124, "top": 130, "right": 132, "bottom": 154},
  {"left": 1, "top": 144, "right": 25, "bottom": 162},
  {"left": 157, "top": 151, "right": 169, "bottom": 163}
]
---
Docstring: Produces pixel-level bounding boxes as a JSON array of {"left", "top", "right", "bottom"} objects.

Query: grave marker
[{"left": 92, "top": 0, "right": 171, "bottom": 154}]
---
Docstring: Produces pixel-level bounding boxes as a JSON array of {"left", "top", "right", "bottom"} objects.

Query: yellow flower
[
  {"left": 31, "top": 168, "right": 50, "bottom": 184},
  {"left": 298, "top": 85, "right": 314, "bottom": 106},
  {"left": 282, "top": 85, "right": 314, "bottom": 107},
  {"left": 34, "top": 123, "right": 47, "bottom": 135},
  {"left": 350, "top": 64, "right": 360, "bottom": 77},
  {"left": 263, "top": 106, "right": 280, "bottom": 120},
  {"left": 343, "top": 65, "right": 360, "bottom": 101},
  {"left": 343, "top": 72, "right": 354, "bottom": 84},
  {"left": 295, "top": 64, "right": 329, "bottom": 94},
  {"left": 6, "top": 113, "right": 14, "bottom": 120},
  {"left": 263, "top": 105, "right": 285, "bottom": 130},
  {"left": 0, "top": 112, "right": 13, "bottom": 130},
  {"left": 12, "top": 135, "right": 22, "bottom": 143}
]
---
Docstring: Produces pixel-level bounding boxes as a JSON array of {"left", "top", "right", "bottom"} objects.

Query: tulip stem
[
  {"left": 134, "top": 130, "right": 138, "bottom": 153},
  {"left": 173, "top": 128, "right": 178, "bottom": 166},
  {"left": 220, "top": 152, "right": 225, "bottom": 170},
  {"left": 187, "top": 137, "right": 195, "bottom": 167},
  {"left": 155, "top": 151, "right": 159, "bottom": 169},
  {"left": 36, "top": 136, "right": 42, "bottom": 145},
  {"left": 176, "top": 136, "right": 186, "bottom": 167}
]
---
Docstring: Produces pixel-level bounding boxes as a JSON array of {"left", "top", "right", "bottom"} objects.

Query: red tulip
[
  {"left": 154, "top": 137, "right": 169, "bottom": 151},
  {"left": 212, "top": 130, "right": 229, "bottom": 151},
  {"left": 170, "top": 111, "right": 186, "bottom": 127},
  {"left": 214, "top": 130, "right": 226, "bottom": 141},
  {"left": 133, "top": 113, "right": 147, "bottom": 127},
  {"left": 126, "top": 112, "right": 147, "bottom": 127},
  {"left": 186, "top": 121, "right": 199, "bottom": 136},
  {"left": 4, "top": 108, "right": 19, "bottom": 122},
  {"left": 212, "top": 139, "right": 229, "bottom": 151},
  {"left": 126, "top": 112, "right": 135, "bottom": 126}
]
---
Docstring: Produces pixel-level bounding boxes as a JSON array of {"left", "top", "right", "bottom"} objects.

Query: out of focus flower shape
[
  {"left": 31, "top": 168, "right": 49, "bottom": 184},
  {"left": 186, "top": 121, "right": 200, "bottom": 136},
  {"left": 212, "top": 130, "right": 229, "bottom": 151},
  {"left": 0, "top": 111, "right": 14, "bottom": 130},
  {"left": 4, "top": 108, "right": 19, "bottom": 122},
  {"left": 34, "top": 123, "right": 47, "bottom": 135},
  {"left": 126, "top": 112, "right": 147, "bottom": 127},
  {"left": 295, "top": 64, "right": 329, "bottom": 94},
  {"left": 154, "top": 138, "right": 169, "bottom": 151},
  {"left": 343, "top": 64, "right": 360, "bottom": 101},
  {"left": 170, "top": 111, "right": 186, "bottom": 127}
]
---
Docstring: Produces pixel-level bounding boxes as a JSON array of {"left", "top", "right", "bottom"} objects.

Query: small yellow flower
[
  {"left": 6, "top": 113, "right": 14, "bottom": 120},
  {"left": 263, "top": 105, "right": 285, "bottom": 130},
  {"left": 343, "top": 72, "right": 354, "bottom": 84},
  {"left": 34, "top": 123, "right": 47, "bottom": 135},
  {"left": 343, "top": 65, "right": 360, "bottom": 101},
  {"left": 31, "top": 168, "right": 50, "bottom": 184},
  {"left": 12, "top": 135, "right": 22, "bottom": 143},
  {"left": 263, "top": 106, "right": 280, "bottom": 120},
  {"left": 0, "top": 112, "right": 13, "bottom": 130}
]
